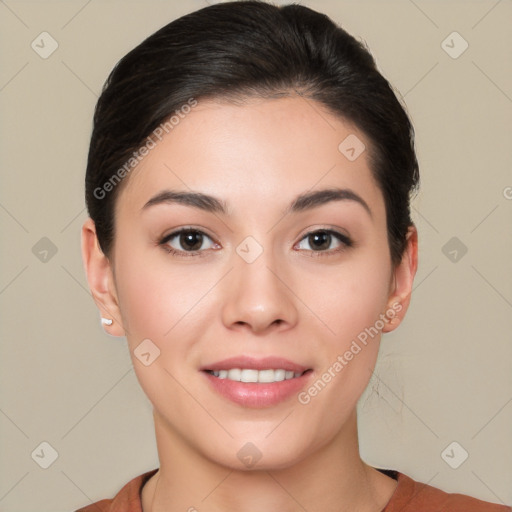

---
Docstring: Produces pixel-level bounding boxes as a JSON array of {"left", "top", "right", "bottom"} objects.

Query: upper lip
[{"left": 200, "top": 356, "right": 310, "bottom": 373}]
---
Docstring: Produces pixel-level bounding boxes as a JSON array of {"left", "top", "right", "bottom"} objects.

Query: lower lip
[{"left": 202, "top": 370, "right": 312, "bottom": 408}]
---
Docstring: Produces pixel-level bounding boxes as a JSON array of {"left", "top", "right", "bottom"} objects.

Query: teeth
[
  {"left": 260, "top": 369, "right": 283, "bottom": 383},
  {"left": 273, "top": 369, "right": 286, "bottom": 382},
  {"left": 209, "top": 368, "right": 303, "bottom": 383},
  {"left": 227, "top": 368, "right": 241, "bottom": 381},
  {"left": 241, "top": 369, "right": 259, "bottom": 382}
]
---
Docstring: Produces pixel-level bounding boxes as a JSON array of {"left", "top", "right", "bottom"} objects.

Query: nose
[{"left": 221, "top": 247, "right": 298, "bottom": 335}]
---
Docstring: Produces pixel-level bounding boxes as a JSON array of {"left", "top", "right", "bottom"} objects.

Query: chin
[{"left": 198, "top": 431, "right": 315, "bottom": 472}]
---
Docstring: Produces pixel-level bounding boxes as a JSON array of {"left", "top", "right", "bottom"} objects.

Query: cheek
[
  {"left": 293, "top": 265, "right": 390, "bottom": 436},
  {"left": 304, "top": 252, "right": 391, "bottom": 404},
  {"left": 113, "top": 248, "right": 214, "bottom": 400},
  {"left": 311, "top": 254, "right": 391, "bottom": 347},
  {"left": 114, "top": 244, "right": 205, "bottom": 340}
]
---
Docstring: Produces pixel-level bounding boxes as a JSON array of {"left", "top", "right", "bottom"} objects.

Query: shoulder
[
  {"left": 383, "top": 470, "right": 512, "bottom": 512},
  {"left": 73, "top": 468, "right": 159, "bottom": 512}
]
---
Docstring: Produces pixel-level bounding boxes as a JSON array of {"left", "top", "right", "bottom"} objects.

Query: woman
[{"left": 77, "top": 1, "right": 511, "bottom": 511}]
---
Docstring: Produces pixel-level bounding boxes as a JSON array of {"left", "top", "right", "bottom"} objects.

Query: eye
[
  {"left": 159, "top": 228, "right": 218, "bottom": 257},
  {"left": 295, "top": 229, "right": 352, "bottom": 256}
]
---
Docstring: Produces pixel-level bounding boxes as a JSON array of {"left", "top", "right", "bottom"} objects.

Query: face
[{"left": 83, "top": 95, "right": 416, "bottom": 470}]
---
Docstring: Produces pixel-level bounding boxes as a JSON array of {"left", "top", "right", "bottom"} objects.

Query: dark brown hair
[{"left": 85, "top": 0, "right": 419, "bottom": 265}]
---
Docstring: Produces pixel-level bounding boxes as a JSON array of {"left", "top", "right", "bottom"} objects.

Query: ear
[
  {"left": 382, "top": 225, "right": 418, "bottom": 333},
  {"left": 81, "top": 218, "right": 126, "bottom": 336}
]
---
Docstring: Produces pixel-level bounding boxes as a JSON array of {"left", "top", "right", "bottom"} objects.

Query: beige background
[{"left": 0, "top": 0, "right": 511, "bottom": 510}]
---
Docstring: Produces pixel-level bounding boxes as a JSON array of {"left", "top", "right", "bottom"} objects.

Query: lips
[
  {"left": 200, "top": 355, "right": 310, "bottom": 374},
  {"left": 200, "top": 356, "right": 313, "bottom": 408}
]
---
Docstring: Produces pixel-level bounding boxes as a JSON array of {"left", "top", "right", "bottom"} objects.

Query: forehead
[{"left": 116, "top": 96, "right": 385, "bottom": 220}]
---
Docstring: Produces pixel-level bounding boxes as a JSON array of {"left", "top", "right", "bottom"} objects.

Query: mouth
[{"left": 200, "top": 356, "right": 313, "bottom": 407}]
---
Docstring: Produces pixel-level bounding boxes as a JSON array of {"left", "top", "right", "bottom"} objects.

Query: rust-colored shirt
[{"left": 75, "top": 467, "right": 511, "bottom": 511}]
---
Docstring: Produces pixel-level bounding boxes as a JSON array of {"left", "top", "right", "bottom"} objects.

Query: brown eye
[
  {"left": 160, "top": 228, "right": 216, "bottom": 256},
  {"left": 296, "top": 229, "right": 352, "bottom": 256},
  {"left": 308, "top": 231, "right": 331, "bottom": 251},
  {"left": 177, "top": 230, "right": 204, "bottom": 251}
]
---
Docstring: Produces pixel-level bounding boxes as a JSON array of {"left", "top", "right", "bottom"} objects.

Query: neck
[{"left": 142, "top": 408, "right": 397, "bottom": 512}]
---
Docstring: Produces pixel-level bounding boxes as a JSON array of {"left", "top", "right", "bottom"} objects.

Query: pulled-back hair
[{"left": 85, "top": 0, "right": 419, "bottom": 265}]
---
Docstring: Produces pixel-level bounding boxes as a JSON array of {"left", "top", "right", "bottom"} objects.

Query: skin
[{"left": 82, "top": 95, "right": 418, "bottom": 512}]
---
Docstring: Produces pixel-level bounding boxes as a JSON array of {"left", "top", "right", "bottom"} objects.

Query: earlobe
[
  {"left": 81, "top": 218, "right": 126, "bottom": 337},
  {"left": 382, "top": 225, "right": 418, "bottom": 333}
]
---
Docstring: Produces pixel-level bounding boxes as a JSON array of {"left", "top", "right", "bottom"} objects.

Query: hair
[{"left": 85, "top": 0, "right": 419, "bottom": 266}]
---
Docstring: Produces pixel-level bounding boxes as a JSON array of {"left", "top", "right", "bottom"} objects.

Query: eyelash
[{"left": 158, "top": 227, "right": 353, "bottom": 259}]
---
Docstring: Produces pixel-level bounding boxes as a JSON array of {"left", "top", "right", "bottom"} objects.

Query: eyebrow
[{"left": 142, "top": 187, "right": 372, "bottom": 218}]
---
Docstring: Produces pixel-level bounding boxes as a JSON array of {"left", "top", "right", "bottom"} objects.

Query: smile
[{"left": 205, "top": 368, "right": 307, "bottom": 383}]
